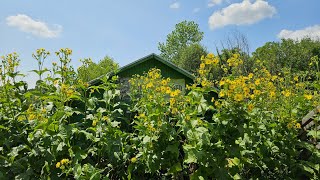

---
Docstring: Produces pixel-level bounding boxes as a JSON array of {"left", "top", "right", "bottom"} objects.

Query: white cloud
[
  {"left": 169, "top": 2, "right": 180, "bottom": 9},
  {"left": 278, "top": 25, "right": 320, "bottom": 41},
  {"left": 208, "top": 0, "right": 276, "bottom": 30},
  {"left": 6, "top": 14, "right": 62, "bottom": 38},
  {"left": 208, "top": 0, "right": 223, "bottom": 7},
  {"left": 193, "top": 8, "right": 200, "bottom": 13}
]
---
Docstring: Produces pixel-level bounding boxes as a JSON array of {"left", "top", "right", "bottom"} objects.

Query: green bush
[{"left": 0, "top": 49, "right": 319, "bottom": 179}]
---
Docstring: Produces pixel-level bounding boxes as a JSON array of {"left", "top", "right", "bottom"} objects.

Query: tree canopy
[
  {"left": 77, "top": 55, "right": 119, "bottom": 82},
  {"left": 252, "top": 38, "right": 320, "bottom": 73},
  {"left": 158, "top": 20, "right": 205, "bottom": 73}
]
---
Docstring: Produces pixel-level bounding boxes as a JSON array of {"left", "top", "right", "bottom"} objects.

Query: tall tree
[
  {"left": 77, "top": 55, "right": 119, "bottom": 82},
  {"left": 158, "top": 20, "right": 205, "bottom": 73},
  {"left": 178, "top": 43, "right": 207, "bottom": 74},
  {"left": 253, "top": 38, "right": 320, "bottom": 73}
]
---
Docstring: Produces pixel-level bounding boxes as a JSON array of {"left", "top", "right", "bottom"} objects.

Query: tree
[
  {"left": 252, "top": 38, "right": 320, "bottom": 73},
  {"left": 158, "top": 20, "right": 205, "bottom": 73},
  {"left": 77, "top": 55, "right": 119, "bottom": 82},
  {"left": 178, "top": 43, "right": 207, "bottom": 74}
]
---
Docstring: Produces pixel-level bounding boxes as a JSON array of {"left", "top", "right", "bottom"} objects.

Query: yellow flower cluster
[
  {"left": 56, "top": 158, "right": 70, "bottom": 169},
  {"left": 60, "top": 83, "right": 76, "bottom": 97},
  {"left": 25, "top": 104, "right": 48, "bottom": 122},
  {"left": 218, "top": 67, "right": 279, "bottom": 103},
  {"left": 55, "top": 48, "right": 73, "bottom": 56},
  {"left": 1, "top": 53, "right": 20, "bottom": 75},
  {"left": 198, "top": 53, "right": 219, "bottom": 77},
  {"left": 226, "top": 53, "right": 243, "bottom": 67}
]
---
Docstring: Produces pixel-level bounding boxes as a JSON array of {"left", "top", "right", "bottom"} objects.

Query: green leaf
[
  {"left": 143, "top": 136, "right": 151, "bottom": 144},
  {"left": 232, "top": 157, "right": 240, "bottom": 166},
  {"left": 168, "top": 162, "right": 182, "bottom": 174},
  {"left": 74, "top": 164, "right": 82, "bottom": 179},
  {"left": 57, "top": 142, "right": 65, "bottom": 151},
  {"left": 183, "top": 144, "right": 197, "bottom": 163},
  {"left": 233, "top": 173, "right": 241, "bottom": 180}
]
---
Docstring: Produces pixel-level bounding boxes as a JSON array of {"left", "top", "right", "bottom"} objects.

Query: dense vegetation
[
  {"left": 0, "top": 48, "right": 319, "bottom": 179},
  {"left": 77, "top": 56, "right": 119, "bottom": 82}
]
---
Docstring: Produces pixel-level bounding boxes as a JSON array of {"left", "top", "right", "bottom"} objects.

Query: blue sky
[{"left": 0, "top": 0, "right": 319, "bottom": 87}]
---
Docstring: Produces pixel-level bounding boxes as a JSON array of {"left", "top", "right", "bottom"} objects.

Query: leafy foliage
[
  {"left": 158, "top": 20, "right": 205, "bottom": 73},
  {"left": 77, "top": 55, "right": 119, "bottom": 82},
  {"left": 252, "top": 38, "right": 320, "bottom": 74},
  {"left": 0, "top": 49, "right": 319, "bottom": 179}
]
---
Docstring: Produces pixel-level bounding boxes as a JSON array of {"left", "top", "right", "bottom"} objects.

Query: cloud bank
[
  {"left": 6, "top": 14, "right": 62, "bottom": 38},
  {"left": 169, "top": 2, "right": 180, "bottom": 9},
  {"left": 209, "top": 0, "right": 276, "bottom": 30},
  {"left": 208, "top": 0, "right": 223, "bottom": 7},
  {"left": 278, "top": 25, "right": 320, "bottom": 41}
]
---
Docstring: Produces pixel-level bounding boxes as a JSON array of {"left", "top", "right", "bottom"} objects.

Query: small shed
[
  {"left": 89, "top": 53, "right": 195, "bottom": 98},
  {"left": 299, "top": 105, "right": 320, "bottom": 150}
]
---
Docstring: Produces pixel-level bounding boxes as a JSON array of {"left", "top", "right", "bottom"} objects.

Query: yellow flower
[
  {"left": 214, "top": 101, "right": 220, "bottom": 107},
  {"left": 146, "top": 82, "right": 153, "bottom": 88},
  {"left": 243, "top": 87, "right": 250, "bottom": 96},
  {"left": 170, "top": 91, "right": 176, "bottom": 97},
  {"left": 254, "top": 79, "right": 261, "bottom": 86},
  {"left": 161, "top": 80, "right": 168, "bottom": 86},
  {"left": 140, "top": 113, "right": 146, "bottom": 118},
  {"left": 253, "top": 89, "right": 261, "bottom": 96},
  {"left": 205, "top": 59, "right": 212, "bottom": 65},
  {"left": 28, "top": 114, "right": 36, "bottom": 120},
  {"left": 271, "top": 75, "right": 277, "bottom": 81},
  {"left": 92, "top": 120, "right": 97, "bottom": 126},
  {"left": 170, "top": 98, "right": 176, "bottom": 106},
  {"left": 207, "top": 53, "right": 214, "bottom": 59},
  {"left": 200, "top": 63, "right": 205, "bottom": 69},
  {"left": 60, "top": 158, "right": 70, "bottom": 165},
  {"left": 199, "top": 70, "right": 204, "bottom": 75},
  {"left": 269, "top": 91, "right": 276, "bottom": 98},
  {"left": 294, "top": 76, "right": 299, "bottom": 81},
  {"left": 219, "top": 80, "right": 225, "bottom": 86},
  {"left": 131, "top": 157, "right": 137, "bottom": 163},
  {"left": 282, "top": 90, "right": 291, "bottom": 97},
  {"left": 219, "top": 91, "right": 225, "bottom": 97},
  {"left": 304, "top": 94, "right": 312, "bottom": 100},
  {"left": 248, "top": 73, "right": 254, "bottom": 79},
  {"left": 279, "top": 78, "right": 284, "bottom": 82},
  {"left": 165, "top": 87, "right": 171, "bottom": 94},
  {"left": 102, "top": 116, "right": 109, "bottom": 121},
  {"left": 212, "top": 58, "right": 219, "bottom": 65},
  {"left": 211, "top": 97, "right": 215, "bottom": 102},
  {"left": 17, "top": 116, "right": 25, "bottom": 121},
  {"left": 56, "top": 162, "right": 61, "bottom": 168},
  {"left": 295, "top": 123, "right": 301, "bottom": 129},
  {"left": 67, "top": 89, "right": 74, "bottom": 96},
  {"left": 247, "top": 104, "right": 254, "bottom": 112},
  {"left": 229, "top": 84, "right": 236, "bottom": 90},
  {"left": 172, "top": 108, "right": 178, "bottom": 114},
  {"left": 234, "top": 93, "right": 244, "bottom": 102},
  {"left": 250, "top": 94, "right": 255, "bottom": 99},
  {"left": 61, "top": 83, "right": 68, "bottom": 92},
  {"left": 249, "top": 83, "right": 255, "bottom": 90},
  {"left": 160, "top": 86, "right": 166, "bottom": 92},
  {"left": 201, "top": 80, "right": 208, "bottom": 87}
]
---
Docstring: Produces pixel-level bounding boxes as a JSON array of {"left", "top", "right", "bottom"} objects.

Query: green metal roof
[{"left": 89, "top": 53, "right": 195, "bottom": 85}]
